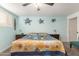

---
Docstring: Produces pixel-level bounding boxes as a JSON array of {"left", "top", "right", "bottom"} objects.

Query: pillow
[
  {"left": 45, "top": 35, "right": 56, "bottom": 40},
  {"left": 31, "top": 33, "right": 39, "bottom": 40},
  {"left": 23, "top": 34, "right": 32, "bottom": 39},
  {"left": 38, "top": 33, "right": 48, "bottom": 40},
  {"left": 23, "top": 33, "right": 40, "bottom": 40}
]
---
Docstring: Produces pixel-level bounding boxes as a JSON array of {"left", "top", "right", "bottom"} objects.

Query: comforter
[{"left": 11, "top": 39, "right": 65, "bottom": 56}]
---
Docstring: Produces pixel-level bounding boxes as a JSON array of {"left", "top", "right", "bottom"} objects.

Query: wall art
[
  {"left": 51, "top": 18, "right": 56, "bottom": 23},
  {"left": 25, "top": 18, "right": 32, "bottom": 25},
  {"left": 39, "top": 18, "right": 44, "bottom": 24}
]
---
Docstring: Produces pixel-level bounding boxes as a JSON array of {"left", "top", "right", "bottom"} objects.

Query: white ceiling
[{"left": 1, "top": 3, "right": 79, "bottom": 16}]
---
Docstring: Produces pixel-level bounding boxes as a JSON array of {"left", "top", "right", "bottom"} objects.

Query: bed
[{"left": 11, "top": 33, "right": 66, "bottom": 56}]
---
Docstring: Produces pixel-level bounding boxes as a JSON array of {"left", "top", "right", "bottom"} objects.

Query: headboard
[{"left": 16, "top": 33, "right": 59, "bottom": 40}]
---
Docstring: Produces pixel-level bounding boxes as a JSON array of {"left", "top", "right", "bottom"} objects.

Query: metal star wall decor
[
  {"left": 39, "top": 18, "right": 44, "bottom": 24},
  {"left": 25, "top": 18, "right": 32, "bottom": 25},
  {"left": 51, "top": 18, "right": 56, "bottom": 23}
]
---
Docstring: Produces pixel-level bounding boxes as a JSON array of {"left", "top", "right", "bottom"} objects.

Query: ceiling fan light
[
  {"left": 33, "top": 3, "right": 41, "bottom": 8},
  {"left": 37, "top": 7, "right": 40, "bottom": 11}
]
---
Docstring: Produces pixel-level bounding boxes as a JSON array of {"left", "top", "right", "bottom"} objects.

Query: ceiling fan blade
[
  {"left": 45, "top": 3, "right": 54, "bottom": 6},
  {"left": 22, "top": 3, "right": 31, "bottom": 6}
]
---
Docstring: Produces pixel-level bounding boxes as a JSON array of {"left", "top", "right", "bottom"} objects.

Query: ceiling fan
[{"left": 22, "top": 3, "right": 54, "bottom": 11}]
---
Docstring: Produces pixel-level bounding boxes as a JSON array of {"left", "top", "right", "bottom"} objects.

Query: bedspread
[{"left": 11, "top": 39, "right": 65, "bottom": 54}]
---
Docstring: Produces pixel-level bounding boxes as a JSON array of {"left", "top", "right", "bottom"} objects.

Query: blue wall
[
  {"left": 0, "top": 6, "right": 18, "bottom": 52},
  {"left": 16, "top": 16, "right": 67, "bottom": 41},
  {"left": 0, "top": 27, "right": 15, "bottom": 52}
]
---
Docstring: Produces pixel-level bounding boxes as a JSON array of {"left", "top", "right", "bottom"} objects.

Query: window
[
  {"left": 0, "top": 11, "right": 7, "bottom": 26},
  {"left": 0, "top": 9, "right": 14, "bottom": 27}
]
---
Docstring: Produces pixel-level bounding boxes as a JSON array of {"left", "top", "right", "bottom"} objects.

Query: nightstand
[
  {"left": 16, "top": 34, "right": 26, "bottom": 40},
  {"left": 49, "top": 34, "right": 60, "bottom": 40}
]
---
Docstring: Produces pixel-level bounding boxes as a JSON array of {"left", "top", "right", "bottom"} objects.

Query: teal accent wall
[{"left": 16, "top": 16, "right": 67, "bottom": 41}]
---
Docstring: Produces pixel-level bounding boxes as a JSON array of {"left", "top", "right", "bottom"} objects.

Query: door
[{"left": 69, "top": 17, "right": 77, "bottom": 41}]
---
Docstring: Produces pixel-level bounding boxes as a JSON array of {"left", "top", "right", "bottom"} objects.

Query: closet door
[{"left": 69, "top": 17, "right": 77, "bottom": 41}]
